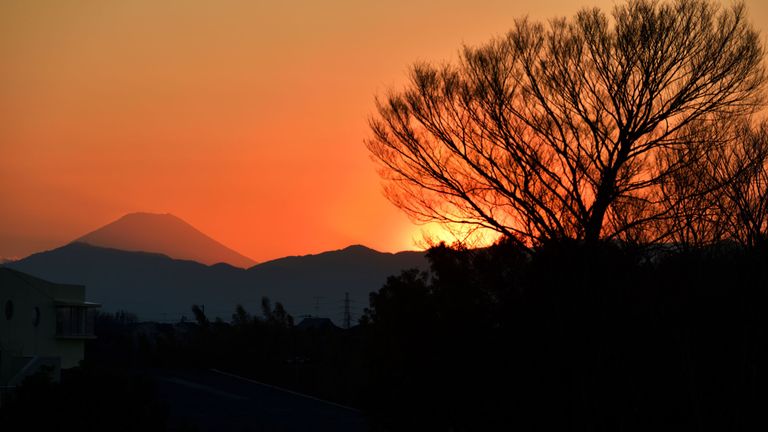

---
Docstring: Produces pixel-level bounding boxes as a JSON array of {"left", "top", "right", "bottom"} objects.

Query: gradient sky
[{"left": 2, "top": 0, "right": 767, "bottom": 262}]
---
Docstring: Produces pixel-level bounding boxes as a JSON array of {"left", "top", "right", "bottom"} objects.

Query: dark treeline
[{"left": 362, "top": 240, "right": 768, "bottom": 430}]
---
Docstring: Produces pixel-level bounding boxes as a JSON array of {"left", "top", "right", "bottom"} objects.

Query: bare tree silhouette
[
  {"left": 652, "top": 119, "right": 735, "bottom": 247},
  {"left": 650, "top": 118, "right": 768, "bottom": 248},
  {"left": 698, "top": 119, "right": 768, "bottom": 248},
  {"left": 720, "top": 121, "right": 768, "bottom": 247},
  {"left": 367, "top": 0, "right": 765, "bottom": 247}
]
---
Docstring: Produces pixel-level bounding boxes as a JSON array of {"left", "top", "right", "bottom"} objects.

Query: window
[
  {"left": 55, "top": 306, "right": 96, "bottom": 338},
  {"left": 4, "top": 300, "right": 13, "bottom": 320}
]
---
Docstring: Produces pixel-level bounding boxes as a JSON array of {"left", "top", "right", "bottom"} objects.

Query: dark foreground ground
[
  {"left": 151, "top": 368, "right": 369, "bottom": 432},
  {"left": 4, "top": 240, "right": 768, "bottom": 431}
]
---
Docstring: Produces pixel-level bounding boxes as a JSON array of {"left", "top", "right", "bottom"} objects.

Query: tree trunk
[{"left": 585, "top": 197, "right": 611, "bottom": 242}]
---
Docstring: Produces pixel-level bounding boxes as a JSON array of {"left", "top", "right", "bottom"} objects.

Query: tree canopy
[{"left": 367, "top": 0, "right": 766, "bottom": 247}]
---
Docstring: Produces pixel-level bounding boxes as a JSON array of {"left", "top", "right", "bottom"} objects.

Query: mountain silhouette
[
  {"left": 5, "top": 242, "right": 426, "bottom": 325},
  {"left": 76, "top": 212, "right": 255, "bottom": 268}
]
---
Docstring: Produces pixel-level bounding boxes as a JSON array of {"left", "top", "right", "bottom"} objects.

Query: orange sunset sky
[{"left": 2, "top": 0, "right": 767, "bottom": 262}]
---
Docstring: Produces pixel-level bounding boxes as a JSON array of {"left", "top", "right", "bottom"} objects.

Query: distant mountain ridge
[
  {"left": 76, "top": 212, "right": 255, "bottom": 268},
  {"left": 5, "top": 242, "right": 427, "bottom": 325}
]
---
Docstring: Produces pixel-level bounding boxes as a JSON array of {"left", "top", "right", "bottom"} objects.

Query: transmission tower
[{"left": 312, "top": 296, "right": 325, "bottom": 317}]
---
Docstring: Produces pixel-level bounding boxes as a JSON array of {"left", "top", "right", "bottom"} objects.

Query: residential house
[{"left": 0, "top": 267, "right": 100, "bottom": 388}]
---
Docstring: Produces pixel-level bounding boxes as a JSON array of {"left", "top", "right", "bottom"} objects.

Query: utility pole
[{"left": 343, "top": 292, "right": 352, "bottom": 329}]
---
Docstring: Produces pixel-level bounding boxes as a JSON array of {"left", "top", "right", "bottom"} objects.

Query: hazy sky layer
[{"left": 2, "top": 0, "right": 767, "bottom": 261}]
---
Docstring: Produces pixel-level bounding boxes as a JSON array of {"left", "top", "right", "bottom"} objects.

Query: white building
[{"left": 0, "top": 268, "right": 100, "bottom": 388}]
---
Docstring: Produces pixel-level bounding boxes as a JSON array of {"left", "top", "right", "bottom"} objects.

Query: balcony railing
[{"left": 55, "top": 301, "right": 100, "bottom": 339}]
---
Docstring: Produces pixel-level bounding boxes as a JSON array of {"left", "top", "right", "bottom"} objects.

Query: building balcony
[{"left": 54, "top": 300, "right": 101, "bottom": 339}]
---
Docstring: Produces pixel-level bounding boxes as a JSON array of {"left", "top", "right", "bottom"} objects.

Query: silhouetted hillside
[
  {"left": 76, "top": 212, "right": 255, "bottom": 268},
  {"left": 5, "top": 242, "right": 426, "bottom": 324}
]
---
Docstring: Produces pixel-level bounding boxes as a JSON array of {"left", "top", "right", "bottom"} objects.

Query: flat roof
[{"left": 54, "top": 300, "right": 102, "bottom": 308}]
